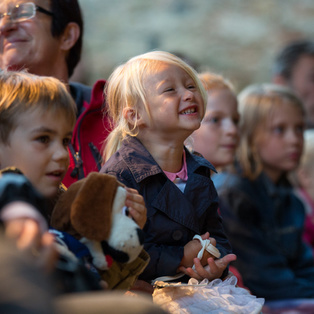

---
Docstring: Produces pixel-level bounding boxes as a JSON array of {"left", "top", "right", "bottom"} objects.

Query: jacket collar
[
  {"left": 257, "top": 172, "right": 291, "bottom": 197},
  {"left": 120, "top": 136, "right": 216, "bottom": 183}
]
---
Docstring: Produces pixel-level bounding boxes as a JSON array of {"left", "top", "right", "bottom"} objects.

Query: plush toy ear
[
  {"left": 71, "top": 173, "right": 120, "bottom": 241},
  {"left": 51, "top": 180, "right": 83, "bottom": 238}
]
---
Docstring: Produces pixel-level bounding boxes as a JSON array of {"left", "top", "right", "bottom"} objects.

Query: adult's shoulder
[
  {"left": 69, "top": 81, "right": 92, "bottom": 103},
  {"left": 69, "top": 80, "right": 107, "bottom": 114}
]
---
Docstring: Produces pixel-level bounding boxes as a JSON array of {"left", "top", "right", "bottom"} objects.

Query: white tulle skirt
[{"left": 153, "top": 275, "right": 264, "bottom": 314}]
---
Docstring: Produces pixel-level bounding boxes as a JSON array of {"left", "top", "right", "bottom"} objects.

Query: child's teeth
[{"left": 182, "top": 108, "right": 195, "bottom": 114}]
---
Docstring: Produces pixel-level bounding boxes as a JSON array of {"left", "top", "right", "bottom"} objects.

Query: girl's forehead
[{"left": 144, "top": 62, "right": 192, "bottom": 84}]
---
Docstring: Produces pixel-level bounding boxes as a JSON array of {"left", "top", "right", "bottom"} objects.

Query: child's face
[
  {"left": 0, "top": 108, "right": 72, "bottom": 198},
  {"left": 139, "top": 62, "right": 204, "bottom": 141},
  {"left": 191, "top": 89, "right": 239, "bottom": 168},
  {"left": 255, "top": 102, "right": 304, "bottom": 182}
]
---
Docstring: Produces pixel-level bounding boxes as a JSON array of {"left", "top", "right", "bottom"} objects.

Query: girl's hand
[
  {"left": 125, "top": 187, "right": 147, "bottom": 229},
  {"left": 178, "top": 253, "right": 237, "bottom": 281},
  {"left": 178, "top": 232, "right": 210, "bottom": 270}
]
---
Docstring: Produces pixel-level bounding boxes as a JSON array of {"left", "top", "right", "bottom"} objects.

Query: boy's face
[{"left": 0, "top": 108, "right": 72, "bottom": 198}]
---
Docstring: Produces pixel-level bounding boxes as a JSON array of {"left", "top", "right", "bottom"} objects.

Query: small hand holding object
[
  {"left": 125, "top": 187, "right": 147, "bottom": 229},
  {"left": 178, "top": 232, "right": 210, "bottom": 270},
  {"left": 179, "top": 233, "right": 237, "bottom": 281}
]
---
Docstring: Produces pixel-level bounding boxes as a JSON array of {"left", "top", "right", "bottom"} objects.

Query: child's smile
[{"left": 139, "top": 62, "right": 204, "bottom": 140}]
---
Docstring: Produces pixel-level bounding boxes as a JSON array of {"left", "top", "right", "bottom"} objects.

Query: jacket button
[{"left": 172, "top": 230, "right": 183, "bottom": 241}]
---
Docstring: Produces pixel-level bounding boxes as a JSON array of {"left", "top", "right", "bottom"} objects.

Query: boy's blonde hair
[
  {"left": 198, "top": 71, "right": 235, "bottom": 93},
  {"left": 103, "top": 51, "right": 207, "bottom": 162},
  {"left": 0, "top": 71, "right": 77, "bottom": 144},
  {"left": 237, "top": 83, "right": 304, "bottom": 180}
]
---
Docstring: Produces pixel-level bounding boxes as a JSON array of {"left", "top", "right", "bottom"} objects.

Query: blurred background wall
[{"left": 72, "top": 0, "right": 314, "bottom": 92}]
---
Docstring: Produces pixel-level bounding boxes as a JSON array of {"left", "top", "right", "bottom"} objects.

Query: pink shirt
[{"left": 163, "top": 150, "right": 188, "bottom": 182}]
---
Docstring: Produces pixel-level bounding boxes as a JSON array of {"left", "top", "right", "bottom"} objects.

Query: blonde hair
[
  {"left": 237, "top": 83, "right": 304, "bottom": 180},
  {"left": 0, "top": 70, "right": 77, "bottom": 144},
  {"left": 198, "top": 71, "right": 235, "bottom": 92},
  {"left": 103, "top": 51, "right": 207, "bottom": 162}
]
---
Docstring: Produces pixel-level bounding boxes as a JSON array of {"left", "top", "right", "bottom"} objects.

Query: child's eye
[
  {"left": 203, "top": 115, "right": 220, "bottom": 124},
  {"left": 164, "top": 87, "right": 174, "bottom": 92},
  {"left": 36, "top": 135, "right": 49, "bottom": 144},
  {"left": 63, "top": 137, "right": 71, "bottom": 147},
  {"left": 122, "top": 206, "right": 130, "bottom": 217},
  {"left": 233, "top": 115, "right": 240, "bottom": 125},
  {"left": 187, "top": 84, "right": 196, "bottom": 90},
  {"left": 273, "top": 126, "right": 284, "bottom": 134},
  {"left": 210, "top": 117, "right": 220, "bottom": 124},
  {"left": 296, "top": 124, "right": 305, "bottom": 134}
]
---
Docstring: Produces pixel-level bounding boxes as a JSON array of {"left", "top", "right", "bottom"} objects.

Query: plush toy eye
[{"left": 122, "top": 206, "right": 130, "bottom": 216}]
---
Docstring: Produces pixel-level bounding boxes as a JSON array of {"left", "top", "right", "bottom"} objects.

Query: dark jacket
[
  {"left": 63, "top": 80, "right": 112, "bottom": 187},
  {"left": 100, "top": 136, "right": 232, "bottom": 281},
  {"left": 215, "top": 169, "right": 314, "bottom": 300}
]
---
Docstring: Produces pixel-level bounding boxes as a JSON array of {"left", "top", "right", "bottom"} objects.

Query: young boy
[
  {"left": 0, "top": 70, "right": 76, "bottom": 199},
  {"left": 0, "top": 70, "right": 76, "bottom": 249},
  {"left": 0, "top": 70, "right": 146, "bottom": 226},
  {"left": 0, "top": 70, "right": 148, "bottom": 292}
]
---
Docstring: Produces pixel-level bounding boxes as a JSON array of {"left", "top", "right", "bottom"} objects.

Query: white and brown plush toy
[{"left": 51, "top": 172, "right": 145, "bottom": 270}]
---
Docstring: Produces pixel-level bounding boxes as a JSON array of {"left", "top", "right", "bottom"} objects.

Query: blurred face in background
[
  {"left": 191, "top": 89, "right": 240, "bottom": 169},
  {"left": 287, "top": 55, "right": 314, "bottom": 128},
  {"left": 255, "top": 101, "right": 304, "bottom": 183}
]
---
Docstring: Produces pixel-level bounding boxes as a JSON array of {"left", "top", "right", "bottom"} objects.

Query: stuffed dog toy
[{"left": 51, "top": 172, "right": 145, "bottom": 271}]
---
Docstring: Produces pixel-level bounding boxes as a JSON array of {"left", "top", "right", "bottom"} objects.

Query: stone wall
[{"left": 73, "top": 0, "right": 314, "bottom": 92}]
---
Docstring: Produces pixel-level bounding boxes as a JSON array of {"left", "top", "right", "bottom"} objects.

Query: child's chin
[{"left": 41, "top": 187, "right": 59, "bottom": 200}]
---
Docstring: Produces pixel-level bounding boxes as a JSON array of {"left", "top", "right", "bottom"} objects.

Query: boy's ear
[
  {"left": 122, "top": 107, "right": 145, "bottom": 127},
  {"left": 59, "top": 22, "right": 80, "bottom": 51}
]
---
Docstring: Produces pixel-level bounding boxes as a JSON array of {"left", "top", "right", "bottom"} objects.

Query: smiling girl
[{"left": 101, "top": 51, "right": 236, "bottom": 284}]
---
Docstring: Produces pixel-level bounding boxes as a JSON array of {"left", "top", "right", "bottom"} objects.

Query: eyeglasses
[{"left": 0, "top": 2, "right": 53, "bottom": 24}]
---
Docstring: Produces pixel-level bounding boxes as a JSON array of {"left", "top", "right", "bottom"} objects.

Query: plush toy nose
[{"left": 137, "top": 228, "right": 145, "bottom": 245}]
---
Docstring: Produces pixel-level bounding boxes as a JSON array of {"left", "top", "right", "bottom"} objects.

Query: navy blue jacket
[
  {"left": 215, "top": 170, "right": 314, "bottom": 300},
  {"left": 100, "top": 136, "right": 232, "bottom": 281}
]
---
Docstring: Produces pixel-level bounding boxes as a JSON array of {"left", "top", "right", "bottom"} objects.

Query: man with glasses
[{"left": 0, "top": 0, "right": 110, "bottom": 187}]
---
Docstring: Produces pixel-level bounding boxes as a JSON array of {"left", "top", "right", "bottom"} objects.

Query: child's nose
[
  {"left": 287, "top": 129, "right": 301, "bottom": 143},
  {"left": 226, "top": 119, "right": 239, "bottom": 135},
  {"left": 53, "top": 144, "right": 69, "bottom": 161},
  {"left": 183, "top": 89, "right": 194, "bottom": 101}
]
